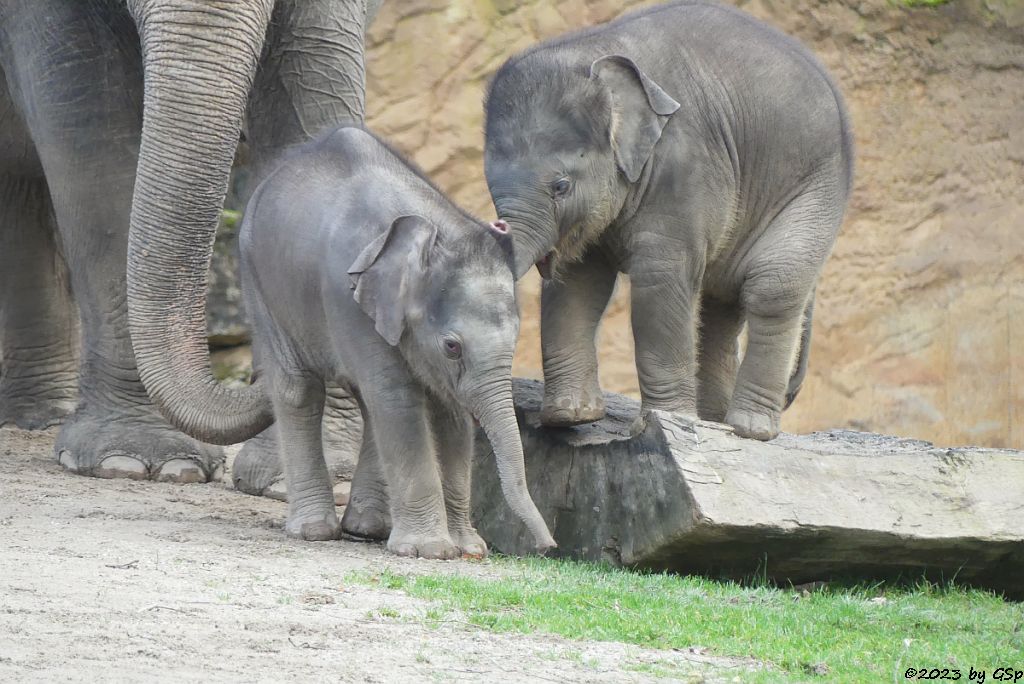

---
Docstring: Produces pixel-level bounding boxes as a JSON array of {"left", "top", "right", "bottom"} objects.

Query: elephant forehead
[
  {"left": 488, "top": 126, "right": 592, "bottom": 166},
  {"left": 440, "top": 271, "right": 517, "bottom": 326}
]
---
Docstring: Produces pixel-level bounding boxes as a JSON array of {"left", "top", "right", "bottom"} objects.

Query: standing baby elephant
[
  {"left": 484, "top": 1, "right": 853, "bottom": 440},
  {"left": 237, "top": 126, "right": 556, "bottom": 558}
]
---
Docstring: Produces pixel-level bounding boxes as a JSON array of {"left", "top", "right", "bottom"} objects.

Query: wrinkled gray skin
[
  {"left": 0, "top": 0, "right": 378, "bottom": 482},
  {"left": 484, "top": 1, "right": 852, "bottom": 440},
  {"left": 234, "top": 126, "right": 555, "bottom": 558}
]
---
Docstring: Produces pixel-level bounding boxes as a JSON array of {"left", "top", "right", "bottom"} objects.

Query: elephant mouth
[{"left": 536, "top": 253, "right": 554, "bottom": 280}]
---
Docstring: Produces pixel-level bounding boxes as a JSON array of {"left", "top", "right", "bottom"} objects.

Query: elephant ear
[
  {"left": 348, "top": 215, "right": 438, "bottom": 346},
  {"left": 590, "top": 55, "right": 681, "bottom": 183}
]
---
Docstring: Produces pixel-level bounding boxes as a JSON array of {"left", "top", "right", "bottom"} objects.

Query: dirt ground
[{"left": 0, "top": 427, "right": 762, "bottom": 683}]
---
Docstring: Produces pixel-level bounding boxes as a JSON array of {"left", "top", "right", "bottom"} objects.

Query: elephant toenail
[
  {"left": 94, "top": 455, "right": 148, "bottom": 480},
  {"left": 57, "top": 449, "right": 78, "bottom": 472},
  {"left": 155, "top": 458, "right": 206, "bottom": 484},
  {"left": 209, "top": 463, "right": 225, "bottom": 483}
]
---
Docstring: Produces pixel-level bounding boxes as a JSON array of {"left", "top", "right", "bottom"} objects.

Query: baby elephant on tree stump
[{"left": 484, "top": 0, "right": 852, "bottom": 440}]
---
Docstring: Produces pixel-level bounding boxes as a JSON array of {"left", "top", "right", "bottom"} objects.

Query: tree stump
[{"left": 471, "top": 379, "right": 1024, "bottom": 598}]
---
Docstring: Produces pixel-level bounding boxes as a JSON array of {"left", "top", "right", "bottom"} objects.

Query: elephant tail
[{"left": 784, "top": 291, "right": 815, "bottom": 410}]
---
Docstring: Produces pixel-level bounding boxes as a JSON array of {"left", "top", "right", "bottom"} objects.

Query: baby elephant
[
  {"left": 484, "top": 1, "right": 853, "bottom": 440},
  {"left": 239, "top": 126, "right": 556, "bottom": 558}
]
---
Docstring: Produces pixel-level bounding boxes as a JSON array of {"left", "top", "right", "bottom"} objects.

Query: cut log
[{"left": 471, "top": 379, "right": 1024, "bottom": 599}]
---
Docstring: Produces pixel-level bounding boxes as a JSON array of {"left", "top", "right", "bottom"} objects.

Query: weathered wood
[{"left": 471, "top": 379, "right": 1024, "bottom": 598}]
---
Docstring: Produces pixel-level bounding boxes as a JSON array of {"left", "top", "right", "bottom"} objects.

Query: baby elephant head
[
  {"left": 484, "top": 54, "right": 680, "bottom": 279},
  {"left": 347, "top": 215, "right": 556, "bottom": 552},
  {"left": 347, "top": 215, "right": 518, "bottom": 369}
]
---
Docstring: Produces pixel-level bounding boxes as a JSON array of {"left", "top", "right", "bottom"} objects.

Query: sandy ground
[{"left": 0, "top": 427, "right": 763, "bottom": 683}]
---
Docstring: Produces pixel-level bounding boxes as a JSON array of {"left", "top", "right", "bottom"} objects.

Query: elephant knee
[
  {"left": 275, "top": 374, "right": 324, "bottom": 413},
  {"left": 742, "top": 275, "right": 811, "bottom": 321}
]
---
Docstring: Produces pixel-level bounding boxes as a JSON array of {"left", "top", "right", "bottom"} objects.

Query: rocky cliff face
[{"left": 363, "top": 0, "right": 1024, "bottom": 448}]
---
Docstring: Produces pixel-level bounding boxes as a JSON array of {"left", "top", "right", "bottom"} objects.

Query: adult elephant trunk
[
  {"left": 473, "top": 380, "right": 557, "bottom": 552},
  {"left": 126, "top": 0, "right": 275, "bottom": 445}
]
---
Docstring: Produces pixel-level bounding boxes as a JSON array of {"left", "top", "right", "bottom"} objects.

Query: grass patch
[
  {"left": 349, "top": 558, "right": 1023, "bottom": 683},
  {"left": 211, "top": 361, "right": 250, "bottom": 383},
  {"left": 220, "top": 209, "right": 242, "bottom": 230}
]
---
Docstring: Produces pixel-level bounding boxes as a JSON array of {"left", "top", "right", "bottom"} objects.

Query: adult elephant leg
[
  {"left": 696, "top": 298, "right": 743, "bottom": 423},
  {"left": 320, "top": 384, "right": 362, "bottom": 488},
  {"left": 0, "top": 176, "right": 78, "bottom": 429},
  {"left": 539, "top": 249, "right": 618, "bottom": 426},
  {"left": 0, "top": 2, "right": 221, "bottom": 480},
  {"left": 234, "top": 383, "right": 361, "bottom": 502},
  {"left": 340, "top": 408, "right": 391, "bottom": 541},
  {"left": 246, "top": 0, "right": 370, "bottom": 175}
]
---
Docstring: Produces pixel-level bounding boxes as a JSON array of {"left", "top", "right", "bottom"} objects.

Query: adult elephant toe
[
  {"left": 233, "top": 422, "right": 358, "bottom": 504},
  {"left": 232, "top": 428, "right": 284, "bottom": 496},
  {"left": 55, "top": 407, "right": 224, "bottom": 483}
]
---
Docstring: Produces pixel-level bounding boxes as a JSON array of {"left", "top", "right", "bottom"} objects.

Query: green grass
[
  {"left": 349, "top": 558, "right": 1023, "bottom": 683},
  {"left": 211, "top": 361, "right": 250, "bottom": 383},
  {"left": 220, "top": 209, "right": 242, "bottom": 230}
]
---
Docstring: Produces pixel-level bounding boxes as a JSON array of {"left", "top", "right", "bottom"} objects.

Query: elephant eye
[
  {"left": 442, "top": 337, "right": 463, "bottom": 359},
  {"left": 552, "top": 177, "right": 572, "bottom": 198}
]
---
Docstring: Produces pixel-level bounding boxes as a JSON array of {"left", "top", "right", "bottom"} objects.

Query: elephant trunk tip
[
  {"left": 521, "top": 505, "right": 557, "bottom": 554},
  {"left": 534, "top": 533, "right": 558, "bottom": 554}
]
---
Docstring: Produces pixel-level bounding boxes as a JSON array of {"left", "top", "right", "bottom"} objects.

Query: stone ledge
[{"left": 471, "top": 379, "right": 1024, "bottom": 598}]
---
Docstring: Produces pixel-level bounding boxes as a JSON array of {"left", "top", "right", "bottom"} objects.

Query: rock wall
[{"left": 364, "top": 0, "right": 1024, "bottom": 448}]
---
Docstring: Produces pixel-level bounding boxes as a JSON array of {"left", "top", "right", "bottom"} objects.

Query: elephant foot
[
  {"left": 387, "top": 529, "right": 460, "bottom": 560},
  {"left": 285, "top": 507, "right": 341, "bottom": 541},
  {"left": 233, "top": 428, "right": 283, "bottom": 497},
  {"left": 540, "top": 383, "right": 606, "bottom": 427},
  {"left": 696, "top": 397, "right": 730, "bottom": 424},
  {"left": 340, "top": 491, "right": 391, "bottom": 540},
  {"left": 0, "top": 371, "right": 77, "bottom": 430},
  {"left": 0, "top": 394, "right": 76, "bottom": 430},
  {"left": 233, "top": 425, "right": 353, "bottom": 504},
  {"left": 725, "top": 406, "right": 780, "bottom": 441},
  {"left": 55, "top": 406, "right": 224, "bottom": 483},
  {"left": 450, "top": 528, "right": 488, "bottom": 559}
]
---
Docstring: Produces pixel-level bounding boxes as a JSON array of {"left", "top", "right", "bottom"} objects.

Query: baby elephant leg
[
  {"left": 430, "top": 403, "right": 487, "bottom": 558},
  {"left": 364, "top": 387, "right": 459, "bottom": 560},
  {"left": 630, "top": 273, "right": 700, "bottom": 417},
  {"left": 725, "top": 309, "right": 804, "bottom": 441},
  {"left": 271, "top": 373, "right": 339, "bottom": 541},
  {"left": 726, "top": 192, "right": 840, "bottom": 440},
  {"left": 696, "top": 299, "right": 743, "bottom": 423},
  {"left": 540, "top": 250, "right": 618, "bottom": 426}
]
